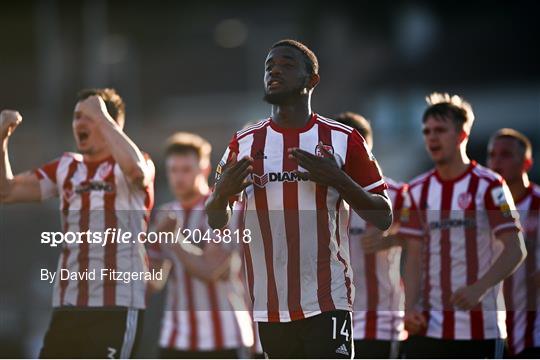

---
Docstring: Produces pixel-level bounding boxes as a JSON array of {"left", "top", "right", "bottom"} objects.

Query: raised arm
[
  {"left": 0, "top": 110, "right": 42, "bottom": 204},
  {"left": 77, "top": 96, "right": 152, "bottom": 189}
]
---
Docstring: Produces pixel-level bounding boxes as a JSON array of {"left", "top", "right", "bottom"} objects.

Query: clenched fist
[
  {"left": 1, "top": 110, "right": 22, "bottom": 141},
  {"left": 77, "top": 95, "right": 112, "bottom": 123}
]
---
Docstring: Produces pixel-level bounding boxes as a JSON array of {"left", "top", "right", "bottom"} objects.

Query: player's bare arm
[
  {"left": 0, "top": 110, "right": 42, "bottom": 203},
  {"left": 403, "top": 239, "right": 426, "bottom": 335},
  {"left": 450, "top": 230, "right": 526, "bottom": 310},
  {"left": 289, "top": 144, "right": 392, "bottom": 230},
  {"left": 206, "top": 152, "right": 253, "bottom": 229},
  {"left": 78, "top": 95, "right": 151, "bottom": 189}
]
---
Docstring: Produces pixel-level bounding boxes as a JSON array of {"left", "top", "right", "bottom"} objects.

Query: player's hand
[
  {"left": 361, "top": 229, "right": 397, "bottom": 254},
  {"left": 450, "top": 283, "right": 486, "bottom": 310},
  {"left": 288, "top": 142, "right": 341, "bottom": 187},
  {"left": 214, "top": 152, "right": 253, "bottom": 200},
  {"left": 78, "top": 95, "right": 113, "bottom": 124},
  {"left": 404, "top": 310, "right": 427, "bottom": 335},
  {"left": 0, "top": 110, "right": 22, "bottom": 140}
]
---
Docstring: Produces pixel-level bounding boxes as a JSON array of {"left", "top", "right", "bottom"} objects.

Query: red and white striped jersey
[
  {"left": 349, "top": 177, "right": 407, "bottom": 341},
  {"left": 217, "top": 114, "right": 387, "bottom": 323},
  {"left": 148, "top": 198, "right": 254, "bottom": 351},
  {"left": 35, "top": 152, "right": 155, "bottom": 309},
  {"left": 504, "top": 183, "right": 540, "bottom": 355},
  {"left": 400, "top": 161, "right": 520, "bottom": 340}
]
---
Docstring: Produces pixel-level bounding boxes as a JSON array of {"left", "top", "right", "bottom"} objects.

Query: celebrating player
[
  {"left": 147, "top": 132, "right": 253, "bottom": 358},
  {"left": 400, "top": 93, "right": 526, "bottom": 358},
  {"left": 206, "top": 39, "right": 392, "bottom": 358},
  {"left": 336, "top": 112, "right": 408, "bottom": 358},
  {"left": 487, "top": 128, "right": 539, "bottom": 357},
  {"left": 0, "top": 89, "right": 155, "bottom": 358}
]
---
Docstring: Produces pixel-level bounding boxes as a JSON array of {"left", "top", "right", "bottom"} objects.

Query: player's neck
[
  {"left": 507, "top": 173, "right": 530, "bottom": 203},
  {"left": 176, "top": 182, "right": 208, "bottom": 208},
  {"left": 435, "top": 150, "right": 471, "bottom": 181},
  {"left": 270, "top": 98, "right": 312, "bottom": 129},
  {"left": 82, "top": 148, "right": 112, "bottom": 163}
]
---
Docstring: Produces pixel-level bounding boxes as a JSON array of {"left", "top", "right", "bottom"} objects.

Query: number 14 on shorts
[{"left": 332, "top": 316, "right": 350, "bottom": 341}]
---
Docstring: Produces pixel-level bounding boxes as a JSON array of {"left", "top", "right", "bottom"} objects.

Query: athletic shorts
[
  {"left": 402, "top": 335, "right": 505, "bottom": 359},
  {"left": 159, "top": 347, "right": 245, "bottom": 358},
  {"left": 39, "top": 307, "right": 143, "bottom": 359},
  {"left": 258, "top": 310, "right": 354, "bottom": 358},
  {"left": 353, "top": 339, "right": 401, "bottom": 358}
]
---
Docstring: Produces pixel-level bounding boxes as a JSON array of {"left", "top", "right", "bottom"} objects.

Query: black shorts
[
  {"left": 403, "top": 335, "right": 506, "bottom": 359},
  {"left": 159, "top": 347, "right": 243, "bottom": 359},
  {"left": 353, "top": 339, "right": 401, "bottom": 358},
  {"left": 39, "top": 307, "right": 143, "bottom": 359},
  {"left": 258, "top": 310, "right": 354, "bottom": 358}
]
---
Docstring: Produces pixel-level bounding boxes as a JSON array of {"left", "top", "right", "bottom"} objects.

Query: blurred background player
[
  {"left": 336, "top": 112, "right": 408, "bottom": 358},
  {"left": 147, "top": 132, "right": 253, "bottom": 358},
  {"left": 400, "top": 93, "right": 526, "bottom": 358},
  {"left": 487, "top": 128, "right": 540, "bottom": 358},
  {"left": 0, "top": 88, "right": 155, "bottom": 358},
  {"left": 206, "top": 39, "right": 392, "bottom": 358}
]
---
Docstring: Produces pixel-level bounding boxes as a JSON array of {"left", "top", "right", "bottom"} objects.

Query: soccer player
[
  {"left": 487, "top": 128, "right": 539, "bottom": 357},
  {"left": 0, "top": 88, "right": 155, "bottom": 358},
  {"left": 336, "top": 112, "right": 408, "bottom": 358},
  {"left": 147, "top": 132, "right": 253, "bottom": 358},
  {"left": 400, "top": 93, "right": 527, "bottom": 358},
  {"left": 206, "top": 39, "right": 392, "bottom": 358}
]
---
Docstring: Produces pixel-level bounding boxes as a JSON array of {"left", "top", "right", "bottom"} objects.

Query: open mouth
[
  {"left": 78, "top": 131, "right": 89, "bottom": 142},
  {"left": 267, "top": 79, "right": 283, "bottom": 89}
]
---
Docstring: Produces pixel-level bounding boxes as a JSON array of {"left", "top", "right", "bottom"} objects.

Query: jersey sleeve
[
  {"left": 34, "top": 158, "right": 61, "bottom": 200},
  {"left": 396, "top": 189, "right": 425, "bottom": 240},
  {"left": 343, "top": 130, "right": 387, "bottom": 193},
  {"left": 391, "top": 184, "right": 408, "bottom": 227},
  {"left": 214, "top": 134, "right": 241, "bottom": 205},
  {"left": 484, "top": 179, "right": 521, "bottom": 237}
]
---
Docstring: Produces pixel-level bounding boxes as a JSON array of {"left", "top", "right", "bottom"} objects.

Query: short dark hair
[
  {"left": 422, "top": 92, "right": 474, "bottom": 134},
  {"left": 489, "top": 128, "right": 533, "bottom": 160},
  {"left": 270, "top": 39, "right": 319, "bottom": 75},
  {"left": 77, "top": 88, "right": 126, "bottom": 128},
  {"left": 164, "top": 132, "right": 212, "bottom": 167},
  {"left": 335, "top": 112, "right": 372, "bottom": 144}
]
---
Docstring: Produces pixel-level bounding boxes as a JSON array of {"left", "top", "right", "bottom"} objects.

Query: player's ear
[
  {"left": 458, "top": 130, "right": 468, "bottom": 144},
  {"left": 202, "top": 161, "right": 212, "bottom": 178},
  {"left": 523, "top": 157, "right": 533, "bottom": 172},
  {"left": 307, "top": 73, "right": 320, "bottom": 90}
]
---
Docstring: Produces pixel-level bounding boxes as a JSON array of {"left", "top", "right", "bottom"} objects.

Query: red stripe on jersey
[
  {"left": 60, "top": 159, "right": 78, "bottom": 306},
  {"left": 335, "top": 200, "right": 352, "bottom": 306},
  {"left": 316, "top": 125, "right": 335, "bottom": 313},
  {"left": 364, "top": 250, "right": 378, "bottom": 338},
  {"left": 167, "top": 272, "right": 180, "bottom": 349},
  {"left": 251, "top": 127, "right": 280, "bottom": 322},
  {"left": 282, "top": 132, "right": 303, "bottom": 320},
  {"left": 208, "top": 283, "right": 224, "bottom": 349},
  {"left": 440, "top": 182, "right": 455, "bottom": 339},
  {"left": 103, "top": 162, "right": 117, "bottom": 306},
  {"left": 465, "top": 175, "right": 484, "bottom": 339},
  {"left": 505, "top": 278, "right": 516, "bottom": 354},
  {"left": 525, "top": 195, "right": 540, "bottom": 348},
  {"left": 77, "top": 163, "right": 99, "bottom": 307},
  {"left": 240, "top": 202, "right": 255, "bottom": 304},
  {"left": 420, "top": 178, "right": 431, "bottom": 336},
  {"left": 185, "top": 272, "right": 198, "bottom": 350}
]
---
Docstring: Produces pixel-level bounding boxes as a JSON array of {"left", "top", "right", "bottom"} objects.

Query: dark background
[{"left": 1, "top": 0, "right": 539, "bottom": 357}]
